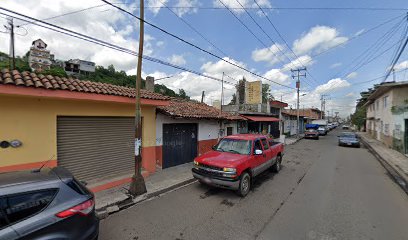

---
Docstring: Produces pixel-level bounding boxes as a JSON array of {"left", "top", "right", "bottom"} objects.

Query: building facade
[
  {"left": 28, "top": 39, "right": 51, "bottom": 72},
  {"left": 365, "top": 81, "right": 408, "bottom": 155},
  {"left": 156, "top": 98, "right": 244, "bottom": 169},
  {"left": 65, "top": 59, "right": 96, "bottom": 76},
  {"left": 0, "top": 69, "right": 169, "bottom": 192}
]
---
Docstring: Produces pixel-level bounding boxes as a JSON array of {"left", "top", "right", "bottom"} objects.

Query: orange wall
[
  {"left": 155, "top": 146, "right": 163, "bottom": 167},
  {"left": 198, "top": 139, "right": 219, "bottom": 155}
]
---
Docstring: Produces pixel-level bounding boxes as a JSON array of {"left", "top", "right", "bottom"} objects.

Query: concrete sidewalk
[
  {"left": 359, "top": 132, "right": 408, "bottom": 194},
  {"left": 284, "top": 134, "right": 304, "bottom": 145},
  {"left": 95, "top": 162, "right": 195, "bottom": 219}
]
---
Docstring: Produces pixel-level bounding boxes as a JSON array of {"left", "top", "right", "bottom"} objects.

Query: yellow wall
[
  {"left": 0, "top": 94, "right": 156, "bottom": 168},
  {"left": 245, "top": 81, "right": 262, "bottom": 104}
]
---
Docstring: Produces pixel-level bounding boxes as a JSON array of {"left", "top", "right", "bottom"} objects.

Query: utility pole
[
  {"left": 6, "top": 18, "right": 15, "bottom": 70},
  {"left": 201, "top": 91, "right": 205, "bottom": 103},
  {"left": 221, "top": 72, "right": 224, "bottom": 112},
  {"left": 320, "top": 94, "right": 328, "bottom": 119},
  {"left": 129, "top": 0, "right": 147, "bottom": 196},
  {"left": 291, "top": 68, "right": 306, "bottom": 139}
]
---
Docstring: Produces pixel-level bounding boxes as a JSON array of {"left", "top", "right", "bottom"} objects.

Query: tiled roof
[
  {"left": 0, "top": 69, "right": 169, "bottom": 101},
  {"left": 158, "top": 98, "right": 244, "bottom": 120}
]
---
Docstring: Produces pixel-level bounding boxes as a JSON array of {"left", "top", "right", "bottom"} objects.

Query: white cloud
[
  {"left": 346, "top": 72, "right": 357, "bottom": 79},
  {"left": 281, "top": 55, "right": 314, "bottom": 71},
  {"left": 214, "top": 0, "right": 271, "bottom": 14},
  {"left": 168, "top": 54, "right": 187, "bottom": 66},
  {"left": 315, "top": 78, "right": 351, "bottom": 94},
  {"left": 293, "top": 26, "right": 348, "bottom": 55},
  {"left": 147, "top": 0, "right": 168, "bottom": 15},
  {"left": 174, "top": 0, "right": 200, "bottom": 17},
  {"left": 263, "top": 69, "right": 290, "bottom": 84},
  {"left": 330, "top": 62, "right": 342, "bottom": 68},
  {"left": 393, "top": 60, "right": 408, "bottom": 71},
  {"left": 0, "top": 0, "right": 157, "bottom": 73},
  {"left": 251, "top": 44, "right": 286, "bottom": 65}
]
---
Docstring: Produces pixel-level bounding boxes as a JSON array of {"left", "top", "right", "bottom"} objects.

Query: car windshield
[
  {"left": 215, "top": 139, "right": 251, "bottom": 155},
  {"left": 306, "top": 129, "right": 317, "bottom": 132},
  {"left": 340, "top": 133, "right": 356, "bottom": 138}
]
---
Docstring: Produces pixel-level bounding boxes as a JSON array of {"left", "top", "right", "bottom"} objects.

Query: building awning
[{"left": 243, "top": 115, "right": 280, "bottom": 122}]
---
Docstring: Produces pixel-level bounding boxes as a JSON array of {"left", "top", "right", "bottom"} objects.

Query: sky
[{"left": 1, "top": 0, "right": 408, "bottom": 117}]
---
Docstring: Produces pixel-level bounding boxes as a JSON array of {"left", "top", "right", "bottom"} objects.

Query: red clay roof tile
[
  {"left": 0, "top": 69, "right": 169, "bottom": 101},
  {"left": 158, "top": 98, "right": 244, "bottom": 121}
]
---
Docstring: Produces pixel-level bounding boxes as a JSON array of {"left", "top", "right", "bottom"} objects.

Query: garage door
[
  {"left": 162, "top": 123, "right": 198, "bottom": 168},
  {"left": 57, "top": 117, "right": 134, "bottom": 182}
]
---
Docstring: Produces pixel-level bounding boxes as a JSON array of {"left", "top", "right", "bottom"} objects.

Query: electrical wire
[
  {"left": 100, "top": 0, "right": 295, "bottom": 89},
  {"left": 252, "top": 0, "right": 321, "bottom": 88},
  {"left": 333, "top": 18, "right": 405, "bottom": 79},
  {"left": 132, "top": 6, "right": 408, "bottom": 11},
  {"left": 158, "top": 0, "right": 229, "bottom": 57},
  {"left": 0, "top": 10, "right": 236, "bottom": 87}
]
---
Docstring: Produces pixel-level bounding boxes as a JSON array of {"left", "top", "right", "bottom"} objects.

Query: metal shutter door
[{"left": 57, "top": 116, "right": 134, "bottom": 182}]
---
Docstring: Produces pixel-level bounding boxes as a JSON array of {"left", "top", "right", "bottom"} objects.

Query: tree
[
  {"left": 262, "top": 83, "right": 273, "bottom": 103},
  {"left": 228, "top": 93, "right": 237, "bottom": 105},
  {"left": 40, "top": 66, "right": 67, "bottom": 77},
  {"left": 178, "top": 89, "right": 189, "bottom": 99},
  {"left": 351, "top": 106, "right": 366, "bottom": 130},
  {"left": 236, "top": 77, "right": 246, "bottom": 104}
]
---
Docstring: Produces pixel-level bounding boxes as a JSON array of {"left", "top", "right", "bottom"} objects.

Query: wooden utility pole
[
  {"left": 201, "top": 91, "right": 205, "bottom": 103},
  {"left": 291, "top": 68, "right": 306, "bottom": 139},
  {"left": 6, "top": 18, "right": 15, "bottom": 70},
  {"left": 129, "top": 0, "right": 147, "bottom": 196},
  {"left": 221, "top": 72, "right": 224, "bottom": 112}
]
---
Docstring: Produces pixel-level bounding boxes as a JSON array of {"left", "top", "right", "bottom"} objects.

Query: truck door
[
  {"left": 252, "top": 139, "right": 267, "bottom": 176},
  {"left": 261, "top": 138, "right": 273, "bottom": 162}
]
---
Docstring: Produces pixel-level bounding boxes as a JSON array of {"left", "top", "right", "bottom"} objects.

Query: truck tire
[
  {"left": 272, "top": 155, "right": 282, "bottom": 173},
  {"left": 237, "top": 172, "right": 251, "bottom": 197}
]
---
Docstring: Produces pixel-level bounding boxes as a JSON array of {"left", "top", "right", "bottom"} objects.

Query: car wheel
[
  {"left": 272, "top": 155, "right": 282, "bottom": 173},
  {"left": 237, "top": 172, "right": 251, "bottom": 197}
]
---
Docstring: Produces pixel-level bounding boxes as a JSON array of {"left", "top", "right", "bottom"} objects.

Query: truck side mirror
[
  {"left": 211, "top": 145, "right": 217, "bottom": 150},
  {"left": 255, "top": 149, "right": 263, "bottom": 155}
]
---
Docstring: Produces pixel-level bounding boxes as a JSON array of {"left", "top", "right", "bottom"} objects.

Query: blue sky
[{"left": 1, "top": 0, "right": 408, "bottom": 116}]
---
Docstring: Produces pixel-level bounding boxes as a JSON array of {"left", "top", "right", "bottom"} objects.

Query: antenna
[{"left": 32, "top": 155, "right": 55, "bottom": 172}]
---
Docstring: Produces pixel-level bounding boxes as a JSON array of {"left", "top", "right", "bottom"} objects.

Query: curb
[
  {"left": 96, "top": 177, "right": 197, "bottom": 219},
  {"left": 360, "top": 136, "right": 408, "bottom": 195}
]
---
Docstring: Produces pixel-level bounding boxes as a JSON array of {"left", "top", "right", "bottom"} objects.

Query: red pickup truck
[{"left": 192, "top": 134, "right": 284, "bottom": 197}]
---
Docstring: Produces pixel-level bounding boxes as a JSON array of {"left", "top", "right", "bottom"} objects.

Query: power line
[
  {"left": 158, "top": 0, "right": 229, "bottom": 57},
  {"left": 252, "top": 0, "right": 321, "bottom": 88},
  {"left": 217, "top": 0, "right": 280, "bottom": 63},
  {"left": 311, "top": 14, "right": 407, "bottom": 98},
  {"left": 233, "top": 0, "right": 318, "bottom": 89},
  {"left": 383, "top": 18, "right": 408, "bottom": 82},
  {"left": 101, "top": 0, "right": 295, "bottom": 89},
  {"left": 0, "top": 9, "right": 236, "bottom": 87},
  {"left": 132, "top": 6, "right": 408, "bottom": 11},
  {"left": 308, "top": 13, "right": 406, "bottom": 61},
  {"left": 333, "top": 18, "right": 405, "bottom": 79}
]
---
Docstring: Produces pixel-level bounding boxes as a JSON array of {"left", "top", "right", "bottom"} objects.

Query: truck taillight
[{"left": 56, "top": 199, "right": 95, "bottom": 218}]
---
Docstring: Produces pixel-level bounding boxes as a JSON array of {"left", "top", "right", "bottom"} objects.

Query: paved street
[{"left": 100, "top": 129, "right": 408, "bottom": 240}]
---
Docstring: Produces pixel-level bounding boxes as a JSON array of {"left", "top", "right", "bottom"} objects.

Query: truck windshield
[{"left": 216, "top": 139, "right": 251, "bottom": 155}]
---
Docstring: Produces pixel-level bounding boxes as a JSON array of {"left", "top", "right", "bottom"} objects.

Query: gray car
[
  {"left": 338, "top": 132, "right": 361, "bottom": 148},
  {"left": 0, "top": 167, "right": 99, "bottom": 240}
]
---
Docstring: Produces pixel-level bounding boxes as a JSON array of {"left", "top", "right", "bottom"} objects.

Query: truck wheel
[
  {"left": 272, "top": 155, "right": 282, "bottom": 173},
  {"left": 237, "top": 172, "right": 251, "bottom": 197}
]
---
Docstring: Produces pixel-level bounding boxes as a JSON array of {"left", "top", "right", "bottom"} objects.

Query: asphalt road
[{"left": 99, "top": 129, "right": 408, "bottom": 240}]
